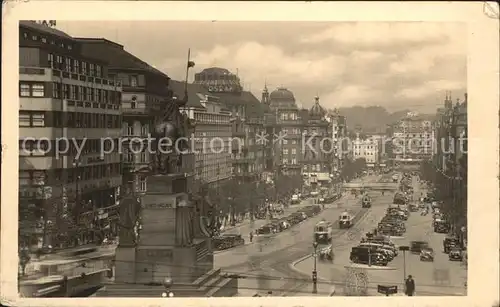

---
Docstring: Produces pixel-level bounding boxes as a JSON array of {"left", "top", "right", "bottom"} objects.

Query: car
[
  {"left": 291, "top": 194, "right": 301, "bottom": 204},
  {"left": 358, "top": 243, "right": 395, "bottom": 260},
  {"left": 350, "top": 246, "right": 388, "bottom": 266},
  {"left": 256, "top": 224, "right": 273, "bottom": 235},
  {"left": 410, "top": 241, "right": 429, "bottom": 254},
  {"left": 420, "top": 247, "right": 435, "bottom": 261},
  {"left": 448, "top": 247, "right": 463, "bottom": 261},
  {"left": 443, "top": 236, "right": 460, "bottom": 253},
  {"left": 212, "top": 234, "right": 245, "bottom": 250}
]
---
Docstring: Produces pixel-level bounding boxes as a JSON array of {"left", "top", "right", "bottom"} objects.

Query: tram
[
  {"left": 339, "top": 210, "right": 355, "bottom": 229},
  {"left": 361, "top": 194, "right": 372, "bottom": 208},
  {"left": 314, "top": 220, "right": 334, "bottom": 261}
]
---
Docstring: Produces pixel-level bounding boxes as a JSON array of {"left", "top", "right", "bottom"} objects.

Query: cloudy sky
[{"left": 58, "top": 21, "right": 467, "bottom": 113}]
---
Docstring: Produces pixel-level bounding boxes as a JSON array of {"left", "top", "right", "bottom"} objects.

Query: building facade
[
  {"left": 193, "top": 68, "right": 266, "bottom": 215},
  {"left": 174, "top": 81, "right": 232, "bottom": 193},
  {"left": 19, "top": 21, "right": 122, "bottom": 247},
  {"left": 261, "top": 87, "right": 332, "bottom": 192},
  {"left": 430, "top": 92, "right": 467, "bottom": 243},
  {"left": 264, "top": 87, "right": 304, "bottom": 177},
  {"left": 390, "top": 113, "right": 433, "bottom": 164},
  {"left": 352, "top": 137, "right": 380, "bottom": 166},
  {"left": 76, "top": 38, "right": 178, "bottom": 197},
  {"left": 301, "top": 96, "right": 332, "bottom": 183},
  {"left": 75, "top": 37, "right": 196, "bottom": 242},
  {"left": 326, "top": 109, "right": 348, "bottom": 172}
]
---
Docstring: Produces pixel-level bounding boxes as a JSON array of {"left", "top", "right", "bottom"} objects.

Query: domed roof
[
  {"left": 199, "top": 67, "right": 232, "bottom": 75},
  {"left": 309, "top": 96, "right": 326, "bottom": 118},
  {"left": 270, "top": 87, "right": 295, "bottom": 101}
]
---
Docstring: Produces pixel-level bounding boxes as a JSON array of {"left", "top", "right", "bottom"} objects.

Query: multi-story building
[
  {"left": 174, "top": 80, "right": 232, "bottom": 192},
  {"left": 193, "top": 68, "right": 266, "bottom": 211},
  {"left": 75, "top": 38, "right": 178, "bottom": 197},
  {"left": 352, "top": 137, "right": 380, "bottom": 166},
  {"left": 18, "top": 21, "right": 122, "bottom": 247},
  {"left": 326, "top": 109, "right": 347, "bottom": 172},
  {"left": 263, "top": 87, "right": 304, "bottom": 177},
  {"left": 390, "top": 112, "right": 433, "bottom": 167},
  {"left": 301, "top": 96, "right": 332, "bottom": 183},
  {"left": 260, "top": 87, "right": 332, "bottom": 191},
  {"left": 431, "top": 92, "right": 467, "bottom": 243}
]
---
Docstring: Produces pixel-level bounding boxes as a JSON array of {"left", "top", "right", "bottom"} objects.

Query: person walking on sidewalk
[
  {"left": 249, "top": 231, "right": 254, "bottom": 243},
  {"left": 405, "top": 275, "right": 416, "bottom": 296}
]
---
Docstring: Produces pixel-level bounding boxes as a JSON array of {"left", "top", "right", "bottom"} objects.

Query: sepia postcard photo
[{"left": 1, "top": 1, "right": 499, "bottom": 307}]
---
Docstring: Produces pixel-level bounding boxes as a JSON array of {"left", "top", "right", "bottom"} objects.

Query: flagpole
[{"left": 184, "top": 48, "right": 191, "bottom": 93}]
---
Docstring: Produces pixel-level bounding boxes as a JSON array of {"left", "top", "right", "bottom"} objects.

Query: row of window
[
  {"left": 19, "top": 139, "right": 120, "bottom": 156},
  {"left": 122, "top": 124, "right": 150, "bottom": 137},
  {"left": 280, "top": 112, "right": 299, "bottom": 121},
  {"left": 124, "top": 152, "right": 149, "bottom": 163},
  {"left": 282, "top": 158, "right": 298, "bottom": 165},
  {"left": 48, "top": 53, "right": 103, "bottom": 78},
  {"left": 282, "top": 148, "right": 298, "bottom": 155},
  {"left": 19, "top": 111, "right": 121, "bottom": 129},
  {"left": 303, "top": 164, "right": 324, "bottom": 172},
  {"left": 194, "top": 113, "right": 230, "bottom": 125},
  {"left": 68, "top": 163, "right": 122, "bottom": 183},
  {"left": 354, "top": 151, "right": 377, "bottom": 156},
  {"left": 22, "top": 31, "right": 74, "bottom": 51},
  {"left": 19, "top": 163, "right": 121, "bottom": 185},
  {"left": 19, "top": 82, "right": 121, "bottom": 104}
]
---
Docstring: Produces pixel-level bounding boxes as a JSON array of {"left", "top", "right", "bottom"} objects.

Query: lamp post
[
  {"left": 399, "top": 245, "right": 409, "bottom": 283},
  {"left": 312, "top": 241, "right": 318, "bottom": 294},
  {"left": 162, "top": 277, "right": 174, "bottom": 298},
  {"left": 72, "top": 158, "right": 81, "bottom": 245}
]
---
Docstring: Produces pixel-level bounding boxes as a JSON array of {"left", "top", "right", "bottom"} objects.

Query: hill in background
[{"left": 331, "top": 106, "right": 436, "bottom": 134}]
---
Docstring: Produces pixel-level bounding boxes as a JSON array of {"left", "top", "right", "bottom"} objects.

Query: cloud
[
  {"left": 194, "top": 41, "right": 347, "bottom": 88},
  {"left": 300, "top": 22, "right": 460, "bottom": 48},
  {"left": 57, "top": 21, "right": 466, "bottom": 113}
]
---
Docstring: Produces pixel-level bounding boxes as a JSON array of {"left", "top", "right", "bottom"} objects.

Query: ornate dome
[
  {"left": 194, "top": 67, "right": 242, "bottom": 93},
  {"left": 269, "top": 87, "right": 295, "bottom": 101},
  {"left": 309, "top": 96, "right": 326, "bottom": 118}
]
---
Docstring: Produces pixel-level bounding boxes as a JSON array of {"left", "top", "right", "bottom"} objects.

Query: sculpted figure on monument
[
  {"left": 118, "top": 196, "right": 141, "bottom": 246},
  {"left": 151, "top": 91, "right": 188, "bottom": 174}
]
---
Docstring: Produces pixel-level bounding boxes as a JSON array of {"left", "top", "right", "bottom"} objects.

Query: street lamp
[
  {"left": 312, "top": 241, "right": 318, "bottom": 294},
  {"left": 162, "top": 277, "right": 174, "bottom": 298},
  {"left": 399, "top": 245, "right": 410, "bottom": 283},
  {"left": 72, "top": 158, "right": 81, "bottom": 245}
]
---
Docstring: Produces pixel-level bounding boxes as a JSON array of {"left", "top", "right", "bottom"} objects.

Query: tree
[
  {"left": 340, "top": 158, "right": 354, "bottom": 182},
  {"left": 353, "top": 158, "right": 367, "bottom": 173}
]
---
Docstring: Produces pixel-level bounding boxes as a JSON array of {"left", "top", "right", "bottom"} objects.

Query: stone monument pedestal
[{"left": 99, "top": 174, "right": 236, "bottom": 297}]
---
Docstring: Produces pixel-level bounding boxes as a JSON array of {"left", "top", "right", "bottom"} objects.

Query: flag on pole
[{"left": 187, "top": 60, "right": 195, "bottom": 68}]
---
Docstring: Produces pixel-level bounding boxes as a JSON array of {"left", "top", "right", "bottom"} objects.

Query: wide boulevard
[
  {"left": 214, "top": 174, "right": 384, "bottom": 296},
  {"left": 294, "top": 174, "right": 467, "bottom": 296}
]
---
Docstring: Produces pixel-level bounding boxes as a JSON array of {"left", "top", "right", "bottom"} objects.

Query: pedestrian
[
  {"left": 249, "top": 231, "right": 253, "bottom": 243},
  {"left": 405, "top": 275, "right": 415, "bottom": 296}
]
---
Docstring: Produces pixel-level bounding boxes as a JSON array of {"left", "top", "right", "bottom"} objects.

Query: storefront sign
[{"left": 208, "top": 85, "right": 234, "bottom": 93}]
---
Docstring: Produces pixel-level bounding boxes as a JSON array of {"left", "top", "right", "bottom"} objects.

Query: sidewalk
[
  {"left": 21, "top": 244, "right": 117, "bottom": 279},
  {"left": 215, "top": 201, "right": 315, "bottom": 253},
  {"left": 296, "top": 282, "right": 337, "bottom": 296},
  {"left": 221, "top": 200, "right": 314, "bottom": 236}
]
